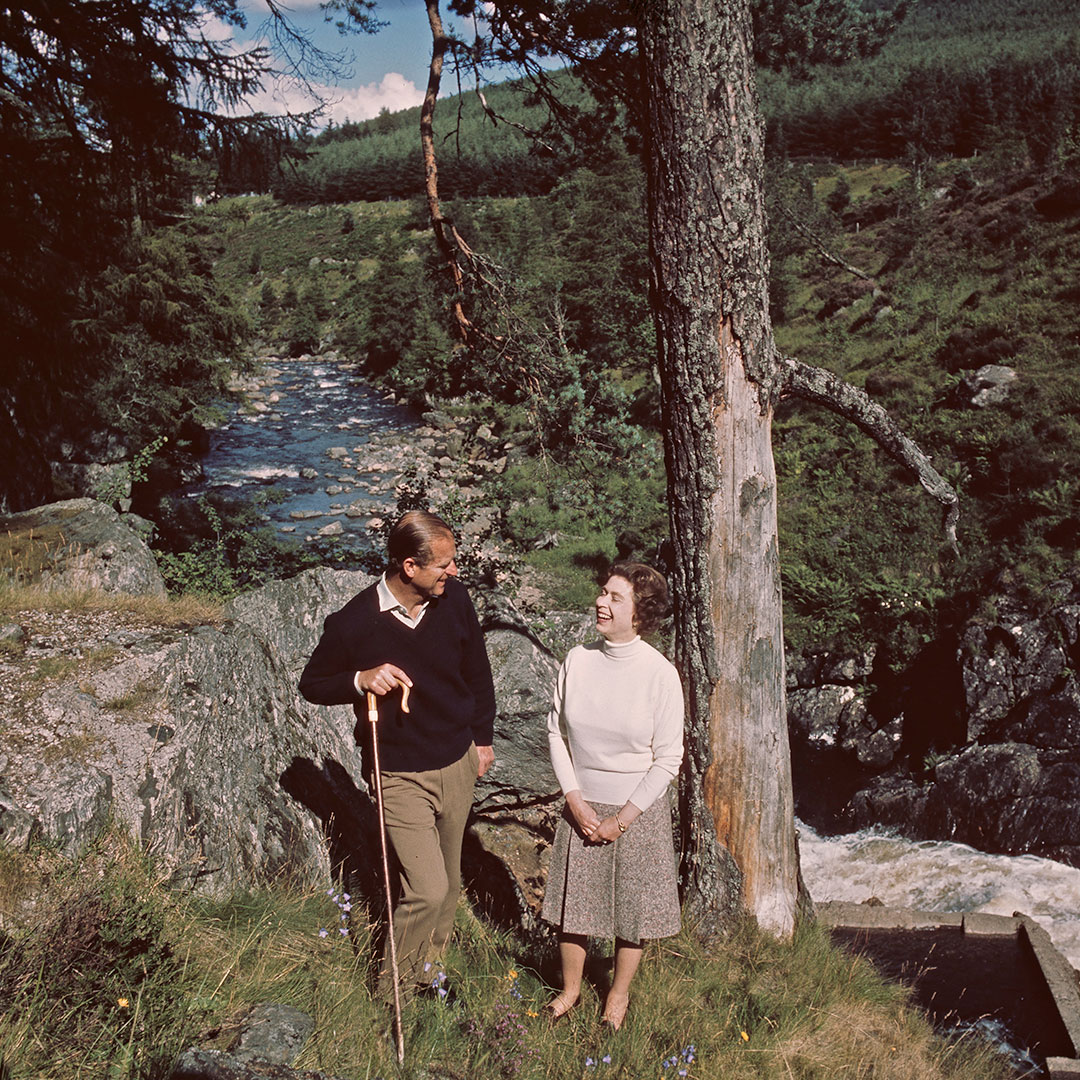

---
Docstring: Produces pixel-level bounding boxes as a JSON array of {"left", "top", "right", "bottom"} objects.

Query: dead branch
[
  {"left": 780, "top": 207, "right": 876, "bottom": 283},
  {"left": 776, "top": 353, "right": 959, "bottom": 551},
  {"left": 423, "top": 0, "right": 472, "bottom": 342}
]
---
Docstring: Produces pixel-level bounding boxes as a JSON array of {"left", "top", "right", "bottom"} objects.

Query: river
[
  {"left": 182, "top": 355, "right": 417, "bottom": 544},
  {"left": 192, "top": 356, "right": 1080, "bottom": 972}
]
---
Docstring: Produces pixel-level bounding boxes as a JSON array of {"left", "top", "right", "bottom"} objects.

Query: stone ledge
[{"left": 817, "top": 901, "right": 1080, "bottom": 1078}]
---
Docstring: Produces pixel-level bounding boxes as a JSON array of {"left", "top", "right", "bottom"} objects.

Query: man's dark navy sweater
[{"left": 298, "top": 577, "right": 496, "bottom": 772}]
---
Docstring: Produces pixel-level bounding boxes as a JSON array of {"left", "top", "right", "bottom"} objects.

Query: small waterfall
[{"left": 798, "top": 819, "right": 1080, "bottom": 968}]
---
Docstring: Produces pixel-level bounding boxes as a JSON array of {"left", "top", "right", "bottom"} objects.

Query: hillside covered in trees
[
  {"left": 4, "top": 0, "right": 1080, "bottom": 676},
  {"left": 273, "top": 0, "right": 1080, "bottom": 203}
]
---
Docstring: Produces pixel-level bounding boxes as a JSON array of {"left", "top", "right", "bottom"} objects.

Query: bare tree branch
[
  {"left": 777, "top": 353, "right": 959, "bottom": 551},
  {"left": 422, "top": 0, "right": 472, "bottom": 342},
  {"left": 779, "top": 206, "right": 876, "bottom": 283}
]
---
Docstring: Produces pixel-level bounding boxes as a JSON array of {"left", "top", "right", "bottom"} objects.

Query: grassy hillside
[
  {"left": 772, "top": 157, "right": 1080, "bottom": 658},
  {"left": 0, "top": 831, "right": 1013, "bottom": 1079}
]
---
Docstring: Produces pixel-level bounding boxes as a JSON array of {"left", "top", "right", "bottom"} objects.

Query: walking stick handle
[{"left": 366, "top": 683, "right": 410, "bottom": 717}]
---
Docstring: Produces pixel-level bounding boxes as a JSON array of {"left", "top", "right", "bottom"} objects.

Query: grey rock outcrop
[
  {"left": 0, "top": 498, "right": 165, "bottom": 596},
  {"left": 957, "top": 363, "right": 1018, "bottom": 408},
  {"left": 171, "top": 1003, "right": 329, "bottom": 1080},
  {"left": 786, "top": 646, "right": 901, "bottom": 769},
  {"left": 845, "top": 587, "right": 1080, "bottom": 867},
  {"left": 0, "top": 554, "right": 561, "bottom": 926},
  {"left": 959, "top": 605, "right": 1068, "bottom": 741}
]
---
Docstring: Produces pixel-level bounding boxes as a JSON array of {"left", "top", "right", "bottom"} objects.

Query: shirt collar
[{"left": 378, "top": 572, "right": 429, "bottom": 628}]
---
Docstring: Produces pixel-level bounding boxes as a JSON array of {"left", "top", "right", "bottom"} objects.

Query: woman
[{"left": 541, "top": 562, "right": 684, "bottom": 1030}]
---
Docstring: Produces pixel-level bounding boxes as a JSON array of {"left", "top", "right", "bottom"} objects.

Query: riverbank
[{"left": 190, "top": 350, "right": 552, "bottom": 605}]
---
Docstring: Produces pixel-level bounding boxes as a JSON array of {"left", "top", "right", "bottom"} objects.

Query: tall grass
[
  {"left": 0, "top": 582, "right": 223, "bottom": 625},
  {"left": 0, "top": 832, "right": 1015, "bottom": 1080}
]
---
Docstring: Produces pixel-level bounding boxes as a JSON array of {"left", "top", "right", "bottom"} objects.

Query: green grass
[{"left": 0, "top": 833, "right": 1015, "bottom": 1080}]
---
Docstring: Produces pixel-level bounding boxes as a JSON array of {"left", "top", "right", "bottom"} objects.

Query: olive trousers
[{"left": 377, "top": 743, "right": 478, "bottom": 994}]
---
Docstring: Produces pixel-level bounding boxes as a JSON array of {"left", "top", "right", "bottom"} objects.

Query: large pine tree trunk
[{"left": 640, "top": 0, "right": 800, "bottom": 938}]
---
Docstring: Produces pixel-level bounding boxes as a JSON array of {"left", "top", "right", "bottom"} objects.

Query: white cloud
[
  {"left": 322, "top": 73, "right": 426, "bottom": 123},
  {"left": 244, "top": 71, "right": 424, "bottom": 125}
]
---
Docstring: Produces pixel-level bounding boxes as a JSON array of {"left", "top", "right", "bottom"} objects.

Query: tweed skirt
[{"left": 540, "top": 789, "right": 680, "bottom": 943}]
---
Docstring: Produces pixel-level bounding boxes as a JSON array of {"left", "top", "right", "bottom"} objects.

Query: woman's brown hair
[{"left": 609, "top": 561, "right": 671, "bottom": 636}]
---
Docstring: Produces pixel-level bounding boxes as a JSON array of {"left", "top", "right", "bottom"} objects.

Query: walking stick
[{"left": 367, "top": 686, "right": 408, "bottom": 1065}]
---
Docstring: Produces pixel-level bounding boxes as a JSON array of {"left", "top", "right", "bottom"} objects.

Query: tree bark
[{"left": 640, "top": 0, "right": 800, "bottom": 938}]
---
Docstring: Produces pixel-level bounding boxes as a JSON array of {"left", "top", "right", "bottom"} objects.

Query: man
[{"left": 299, "top": 510, "right": 496, "bottom": 994}]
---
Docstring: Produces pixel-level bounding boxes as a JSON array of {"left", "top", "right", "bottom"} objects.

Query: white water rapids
[{"left": 798, "top": 819, "right": 1080, "bottom": 968}]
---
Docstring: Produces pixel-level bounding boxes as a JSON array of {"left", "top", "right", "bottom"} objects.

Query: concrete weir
[{"left": 817, "top": 902, "right": 1080, "bottom": 1078}]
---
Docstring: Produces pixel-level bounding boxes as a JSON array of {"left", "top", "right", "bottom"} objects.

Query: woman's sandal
[
  {"left": 544, "top": 993, "right": 580, "bottom": 1023},
  {"left": 601, "top": 993, "right": 629, "bottom": 1032}
]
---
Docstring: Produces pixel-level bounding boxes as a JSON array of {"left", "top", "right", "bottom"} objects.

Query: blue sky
[{"left": 234, "top": 0, "right": 493, "bottom": 125}]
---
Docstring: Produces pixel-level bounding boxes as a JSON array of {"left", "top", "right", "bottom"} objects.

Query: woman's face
[{"left": 595, "top": 575, "right": 637, "bottom": 643}]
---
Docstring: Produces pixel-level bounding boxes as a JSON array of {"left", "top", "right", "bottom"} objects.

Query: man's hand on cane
[{"left": 358, "top": 663, "right": 412, "bottom": 700}]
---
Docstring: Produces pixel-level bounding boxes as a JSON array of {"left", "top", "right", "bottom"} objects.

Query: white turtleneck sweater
[{"left": 547, "top": 636, "right": 684, "bottom": 813}]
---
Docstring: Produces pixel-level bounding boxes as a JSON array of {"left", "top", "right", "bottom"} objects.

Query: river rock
[
  {"left": 421, "top": 410, "right": 454, "bottom": 431},
  {"left": 959, "top": 604, "right": 1069, "bottom": 741},
  {"left": 0, "top": 498, "right": 166, "bottom": 596},
  {"left": 843, "top": 585, "right": 1080, "bottom": 864},
  {"left": 787, "top": 647, "right": 875, "bottom": 689}
]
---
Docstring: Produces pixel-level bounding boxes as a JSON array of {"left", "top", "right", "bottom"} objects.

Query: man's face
[{"left": 404, "top": 533, "right": 459, "bottom": 599}]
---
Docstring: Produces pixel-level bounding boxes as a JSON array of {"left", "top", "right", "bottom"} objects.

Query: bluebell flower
[
  {"left": 602, "top": 1054, "right": 612, "bottom": 1064},
  {"left": 318, "top": 928, "right": 329, "bottom": 938}
]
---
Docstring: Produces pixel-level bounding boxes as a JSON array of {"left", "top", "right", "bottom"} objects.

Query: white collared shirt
[{"left": 377, "top": 572, "right": 429, "bottom": 628}]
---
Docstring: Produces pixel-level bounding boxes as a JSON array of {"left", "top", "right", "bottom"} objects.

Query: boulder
[
  {"left": 0, "top": 498, "right": 165, "bottom": 596},
  {"left": 959, "top": 606, "right": 1069, "bottom": 741},
  {"left": 171, "top": 1003, "right": 344, "bottom": 1080},
  {"left": 470, "top": 625, "right": 561, "bottom": 930},
  {"left": 956, "top": 364, "right": 1018, "bottom": 408},
  {"left": 171, "top": 997, "right": 345, "bottom": 1075},
  {"left": 0, "top": 563, "right": 562, "bottom": 930}
]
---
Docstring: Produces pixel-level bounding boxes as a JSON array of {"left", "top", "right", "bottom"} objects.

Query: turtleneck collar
[{"left": 600, "top": 634, "right": 643, "bottom": 659}]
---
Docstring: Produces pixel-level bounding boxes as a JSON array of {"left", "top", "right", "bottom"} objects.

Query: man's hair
[
  {"left": 609, "top": 561, "right": 671, "bottom": 636},
  {"left": 387, "top": 510, "right": 454, "bottom": 571}
]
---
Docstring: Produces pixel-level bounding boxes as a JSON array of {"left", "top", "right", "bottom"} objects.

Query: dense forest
[
  {"left": 271, "top": 0, "right": 1080, "bottom": 203},
  {"left": 4, "top": 0, "right": 1080, "bottom": 674}
]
